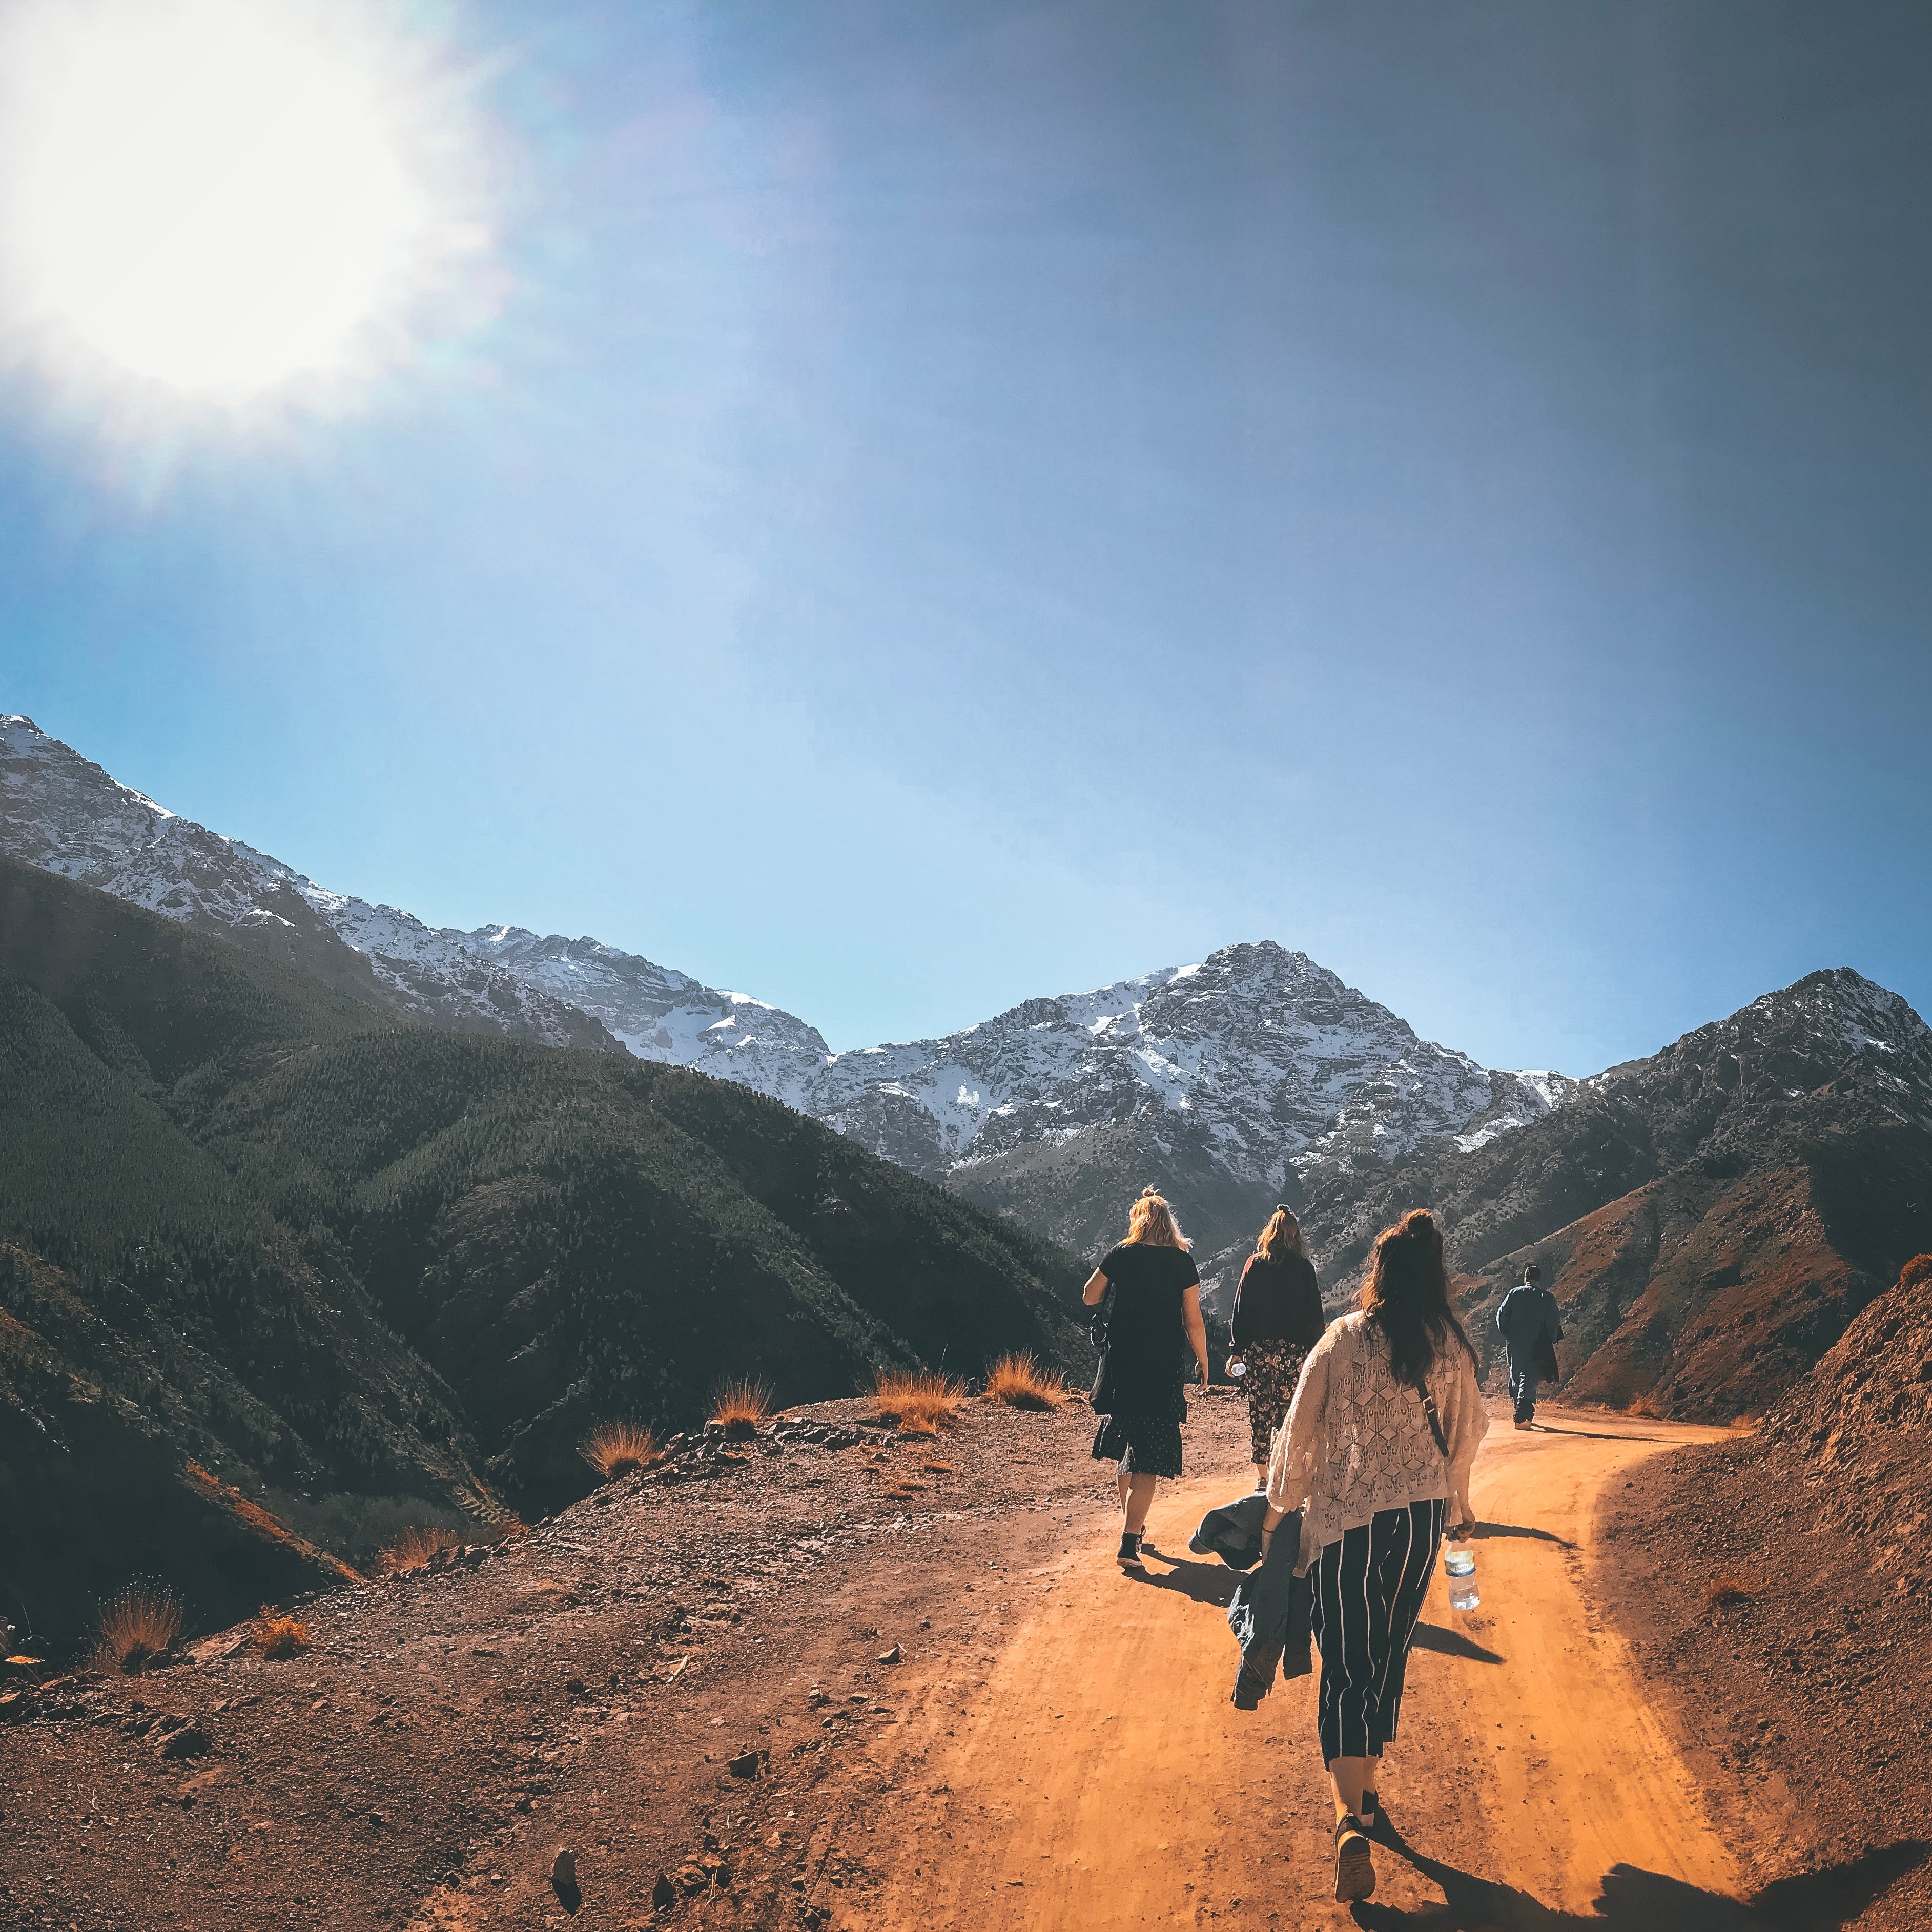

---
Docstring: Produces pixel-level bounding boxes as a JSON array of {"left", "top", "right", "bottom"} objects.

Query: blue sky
[{"left": 3, "top": 0, "right": 1928, "bottom": 1074}]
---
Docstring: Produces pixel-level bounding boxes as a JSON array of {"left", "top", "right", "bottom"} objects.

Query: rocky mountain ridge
[
  {"left": 1306, "top": 965, "right": 1932, "bottom": 1417},
  {"left": 0, "top": 715, "right": 1574, "bottom": 1280}
]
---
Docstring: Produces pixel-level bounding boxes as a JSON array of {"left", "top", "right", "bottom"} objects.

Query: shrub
[
  {"left": 93, "top": 1587, "right": 183, "bottom": 1675},
  {"left": 710, "top": 1377, "right": 773, "bottom": 1439},
  {"left": 1703, "top": 1573, "right": 1763, "bottom": 1612},
  {"left": 1900, "top": 1253, "right": 1932, "bottom": 1290},
  {"left": 872, "top": 1369, "right": 968, "bottom": 1435},
  {"left": 375, "top": 1526, "right": 464, "bottom": 1574},
  {"left": 983, "top": 1351, "right": 1067, "bottom": 1411},
  {"left": 251, "top": 1606, "right": 312, "bottom": 1659},
  {"left": 580, "top": 1421, "right": 660, "bottom": 1481}
]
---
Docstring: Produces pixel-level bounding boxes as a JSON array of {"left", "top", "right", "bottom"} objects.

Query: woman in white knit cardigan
[{"left": 1260, "top": 1208, "right": 1488, "bottom": 1904}]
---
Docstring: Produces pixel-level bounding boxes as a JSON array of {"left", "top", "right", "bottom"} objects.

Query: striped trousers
[{"left": 1310, "top": 1498, "right": 1446, "bottom": 1763}]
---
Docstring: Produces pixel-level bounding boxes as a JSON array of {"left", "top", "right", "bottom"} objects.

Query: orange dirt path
[{"left": 848, "top": 1403, "right": 1756, "bottom": 1928}]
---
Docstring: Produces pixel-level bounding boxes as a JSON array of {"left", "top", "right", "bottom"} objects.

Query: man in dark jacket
[{"left": 1494, "top": 1263, "right": 1563, "bottom": 1428}]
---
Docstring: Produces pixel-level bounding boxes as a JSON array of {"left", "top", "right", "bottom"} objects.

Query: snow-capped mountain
[
  {"left": 462, "top": 924, "right": 833, "bottom": 1072},
  {"left": 0, "top": 714, "right": 1578, "bottom": 1288},
  {"left": 778, "top": 944, "right": 1577, "bottom": 1294},
  {"left": 0, "top": 716, "right": 612, "bottom": 1050}
]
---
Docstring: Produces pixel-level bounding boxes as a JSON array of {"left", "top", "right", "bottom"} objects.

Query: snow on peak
[{"left": 0, "top": 712, "right": 1599, "bottom": 1261}]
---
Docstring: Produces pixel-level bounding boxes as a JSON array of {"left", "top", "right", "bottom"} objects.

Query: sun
[{"left": 1, "top": 0, "right": 474, "bottom": 401}]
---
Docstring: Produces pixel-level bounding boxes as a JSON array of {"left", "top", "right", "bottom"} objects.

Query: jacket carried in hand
[{"left": 1190, "top": 1492, "right": 1312, "bottom": 1705}]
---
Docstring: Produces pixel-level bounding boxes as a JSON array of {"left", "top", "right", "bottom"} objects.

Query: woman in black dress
[
  {"left": 1229, "top": 1205, "right": 1327, "bottom": 1485},
  {"left": 1083, "top": 1187, "right": 1211, "bottom": 1565}
]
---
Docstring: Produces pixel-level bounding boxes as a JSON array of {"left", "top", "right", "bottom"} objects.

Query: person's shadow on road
[
  {"left": 1346, "top": 1824, "right": 1927, "bottom": 1930},
  {"left": 1410, "top": 1620, "right": 1504, "bottom": 1664},
  {"left": 1122, "top": 1550, "right": 1240, "bottom": 1607},
  {"left": 1472, "top": 1520, "right": 1574, "bottom": 1548}
]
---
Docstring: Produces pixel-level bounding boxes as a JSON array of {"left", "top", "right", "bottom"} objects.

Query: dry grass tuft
[
  {"left": 921, "top": 1461, "right": 954, "bottom": 1474},
  {"left": 93, "top": 1587, "right": 182, "bottom": 1675},
  {"left": 580, "top": 1421, "right": 661, "bottom": 1482},
  {"left": 376, "top": 1526, "right": 464, "bottom": 1575},
  {"left": 982, "top": 1351, "right": 1067, "bottom": 1411},
  {"left": 1702, "top": 1573, "right": 1764, "bottom": 1613},
  {"left": 873, "top": 1369, "right": 969, "bottom": 1435},
  {"left": 710, "top": 1377, "right": 774, "bottom": 1439},
  {"left": 251, "top": 1606, "right": 313, "bottom": 1659}
]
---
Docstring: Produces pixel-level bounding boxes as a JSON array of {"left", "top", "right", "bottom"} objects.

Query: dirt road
[{"left": 851, "top": 1402, "right": 1761, "bottom": 1929}]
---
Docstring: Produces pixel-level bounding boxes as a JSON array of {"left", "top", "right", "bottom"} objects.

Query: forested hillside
[{"left": 0, "top": 859, "right": 1090, "bottom": 1642}]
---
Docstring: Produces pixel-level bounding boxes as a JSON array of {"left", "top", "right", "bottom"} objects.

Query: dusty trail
[{"left": 850, "top": 1402, "right": 1758, "bottom": 1929}]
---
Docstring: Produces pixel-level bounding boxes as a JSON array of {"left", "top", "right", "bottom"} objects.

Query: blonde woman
[
  {"left": 1229, "top": 1205, "right": 1326, "bottom": 1485},
  {"left": 1260, "top": 1209, "right": 1487, "bottom": 1903},
  {"left": 1083, "top": 1187, "right": 1211, "bottom": 1565}
]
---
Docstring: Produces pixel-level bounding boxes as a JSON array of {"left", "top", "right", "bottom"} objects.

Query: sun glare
[{"left": 1, "top": 0, "right": 478, "bottom": 403}]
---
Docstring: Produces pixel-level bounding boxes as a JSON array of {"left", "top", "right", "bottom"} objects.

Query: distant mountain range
[
  {"left": 6, "top": 710, "right": 1931, "bottom": 1433},
  {"left": 0, "top": 714, "right": 1576, "bottom": 1292}
]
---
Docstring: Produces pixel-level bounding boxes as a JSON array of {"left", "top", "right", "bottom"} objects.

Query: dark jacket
[
  {"left": 1190, "top": 1492, "right": 1312, "bottom": 1704},
  {"left": 1495, "top": 1283, "right": 1562, "bottom": 1368},
  {"left": 1230, "top": 1251, "right": 1325, "bottom": 1351}
]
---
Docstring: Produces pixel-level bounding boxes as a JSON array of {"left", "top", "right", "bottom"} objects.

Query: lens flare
[{"left": 0, "top": 0, "right": 488, "bottom": 407}]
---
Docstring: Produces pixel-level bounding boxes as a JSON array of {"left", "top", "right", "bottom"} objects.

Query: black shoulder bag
[{"left": 1087, "top": 1284, "right": 1116, "bottom": 1410}]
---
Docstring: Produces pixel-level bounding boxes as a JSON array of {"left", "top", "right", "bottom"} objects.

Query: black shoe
[
  {"left": 1117, "top": 1531, "right": 1142, "bottom": 1565},
  {"left": 1333, "top": 1815, "right": 1375, "bottom": 1902}
]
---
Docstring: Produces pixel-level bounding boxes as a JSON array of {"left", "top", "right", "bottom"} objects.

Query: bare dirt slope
[
  {"left": 5, "top": 1390, "right": 1913, "bottom": 1930},
  {"left": 1597, "top": 1258, "right": 1932, "bottom": 1932}
]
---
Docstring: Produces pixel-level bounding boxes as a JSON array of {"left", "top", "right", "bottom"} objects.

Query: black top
[
  {"left": 1093, "top": 1240, "right": 1199, "bottom": 1416},
  {"left": 1230, "top": 1251, "right": 1324, "bottom": 1350}
]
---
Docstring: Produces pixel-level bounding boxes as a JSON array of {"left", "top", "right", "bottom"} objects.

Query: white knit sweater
[{"left": 1265, "top": 1310, "right": 1489, "bottom": 1574}]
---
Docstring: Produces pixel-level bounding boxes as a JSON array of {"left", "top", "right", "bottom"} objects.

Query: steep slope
[
  {"left": 1, "top": 717, "right": 1575, "bottom": 1285},
  {"left": 1598, "top": 1253, "right": 1932, "bottom": 1931},
  {"left": 1303, "top": 970, "right": 1932, "bottom": 1417},
  {"left": 1, "top": 716, "right": 617, "bottom": 1050},
  {"left": 1756, "top": 1249, "right": 1932, "bottom": 1582},
  {"left": 0, "top": 860, "right": 1089, "bottom": 1642},
  {"left": 196, "top": 1031, "right": 1092, "bottom": 1503},
  {"left": 0, "top": 1240, "right": 356, "bottom": 1648}
]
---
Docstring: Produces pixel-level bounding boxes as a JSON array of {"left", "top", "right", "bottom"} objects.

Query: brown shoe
[{"left": 1333, "top": 1815, "right": 1374, "bottom": 1902}]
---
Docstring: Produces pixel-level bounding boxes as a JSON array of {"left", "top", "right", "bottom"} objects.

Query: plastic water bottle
[
  {"left": 1444, "top": 1540, "right": 1479, "bottom": 1611},
  {"left": 1227, "top": 1356, "right": 1248, "bottom": 1379}
]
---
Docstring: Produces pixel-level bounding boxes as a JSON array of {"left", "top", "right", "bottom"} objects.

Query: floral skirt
[{"left": 1239, "top": 1339, "right": 1310, "bottom": 1466}]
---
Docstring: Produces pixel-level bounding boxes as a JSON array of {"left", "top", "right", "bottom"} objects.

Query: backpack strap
[{"left": 1418, "top": 1387, "right": 1450, "bottom": 1460}]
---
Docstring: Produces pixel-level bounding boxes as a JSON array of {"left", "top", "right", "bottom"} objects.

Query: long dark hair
[{"left": 1356, "top": 1209, "right": 1478, "bottom": 1389}]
